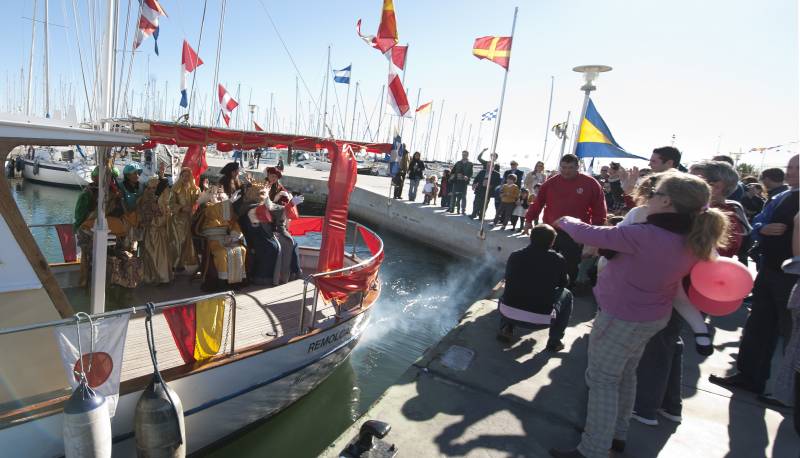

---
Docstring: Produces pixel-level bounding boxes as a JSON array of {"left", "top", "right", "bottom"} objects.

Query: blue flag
[{"left": 333, "top": 65, "right": 351, "bottom": 84}]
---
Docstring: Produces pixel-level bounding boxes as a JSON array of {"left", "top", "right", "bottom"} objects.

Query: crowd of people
[
  {"left": 481, "top": 147, "right": 798, "bottom": 457},
  {"left": 73, "top": 158, "right": 304, "bottom": 293}
]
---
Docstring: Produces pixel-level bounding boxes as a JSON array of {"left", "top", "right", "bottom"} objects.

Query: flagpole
[
  {"left": 343, "top": 66, "right": 351, "bottom": 138},
  {"left": 350, "top": 81, "right": 359, "bottom": 139},
  {"left": 479, "top": 6, "right": 518, "bottom": 240},
  {"left": 475, "top": 119, "right": 483, "bottom": 153},
  {"left": 409, "top": 88, "right": 421, "bottom": 152},
  {"left": 424, "top": 106, "right": 435, "bottom": 159},
  {"left": 433, "top": 100, "right": 445, "bottom": 161},
  {"left": 541, "top": 75, "right": 554, "bottom": 163}
]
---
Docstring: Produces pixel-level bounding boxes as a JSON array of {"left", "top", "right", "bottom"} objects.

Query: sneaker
[
  {"left": 657, "top": 408, "right": 682, "bottom": 423},
  {"left": 631, "top": 412, "right": 658, "bottom": 426}
]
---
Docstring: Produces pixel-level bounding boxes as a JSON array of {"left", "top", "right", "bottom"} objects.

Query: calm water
[{"left": 11, "top": 179, "right": 499, "bottom": 457}]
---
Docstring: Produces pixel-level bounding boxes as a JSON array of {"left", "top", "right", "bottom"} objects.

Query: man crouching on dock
[{"left": 497, "top": 223, "right": 574, "bottom": 352}]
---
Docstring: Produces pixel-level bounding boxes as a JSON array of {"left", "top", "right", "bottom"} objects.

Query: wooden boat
[{"left": 0, "top": 115, "right": 390, "bottom": 456}]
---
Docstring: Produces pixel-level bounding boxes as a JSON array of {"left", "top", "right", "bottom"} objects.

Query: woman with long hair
[
  {"left": 550, "top": 172, "right": 729, "bottom": 458},
  {"left": 524, "top": 160, "right": 547, "bottom": 191},
  {"left": 170, "top": 167, "right": 200, "bottom": 272}
]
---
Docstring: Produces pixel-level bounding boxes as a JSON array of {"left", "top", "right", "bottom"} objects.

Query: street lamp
[{"left": 571, "top": 65, "right": 612, "bottom": 156}]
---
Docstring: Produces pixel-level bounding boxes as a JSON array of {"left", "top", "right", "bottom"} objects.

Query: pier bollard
[{"left": 340, "top": 420, "right": 397, "bottom": 457}]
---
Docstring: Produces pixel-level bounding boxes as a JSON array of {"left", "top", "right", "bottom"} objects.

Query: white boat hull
[
  {"left": 0, "top": 310, "right": 370, "bottom": 457},
  {"left": 21, "top": 159, "right": 91, "bottom": 188}
]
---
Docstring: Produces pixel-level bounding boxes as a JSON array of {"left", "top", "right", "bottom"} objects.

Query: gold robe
[
  {"left": 140, "top": 190, "right": 173, "bottom": 284},
  {"left": 170, "top": 185, "right": 199, "bottom": 270},
  {"left": 201, "top": 201, "right": 246, "bottom": 283}
]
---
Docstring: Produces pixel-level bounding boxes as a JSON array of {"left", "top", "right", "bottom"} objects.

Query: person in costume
[
  {"left": 219, "top": 161, "right": 241, "bottom": 197},
  {"left": 196, "top": 188, "right": 247, "bottom": 290},
  {"left": 170, "top": 167, "right": 200, "bottom": 273},
  {"left": 139, "top": 177, "right": 173, "bottom": 284},
  {"left": 265, "top": 166, "right": 287, "bottom": 202},
  {"left": 74, "top": 166, "right": 121, "bottom": 287}
]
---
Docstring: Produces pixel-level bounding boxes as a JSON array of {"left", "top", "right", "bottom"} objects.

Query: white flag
[{"left": 55, "top": 314, "right": 130, "bottom": 416}]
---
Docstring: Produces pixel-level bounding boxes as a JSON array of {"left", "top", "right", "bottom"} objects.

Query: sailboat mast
[
  {"left": 43, "top": 0, "right": 50, "bottom": 117},
  {"left": 350, "top": 82, "right": 359, "bottom": 139},
  {"left": 26, "top": 0, "right": 38, "bottom": 116},
  {"left": 321, "top": 45, "right": 331, "bottom": 137},
  {"left": 541, "top": 75, "right": 554, "bottom": 163}
]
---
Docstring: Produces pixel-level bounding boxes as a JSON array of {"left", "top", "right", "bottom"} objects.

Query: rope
[
  {"left": 144, "top": 302, "right": 184, "bottom": 445},
  {"left": 210, "top": 0, "right": 228, "bottom": 127},
  {"left": 115, "top": 0, "right": 133, "bottom": 115},
  {"left": 187, "top": 0, "right": 209, "bottom": 121},
  {"left": 72, "top": 312, "right": 95, "bottom": 385}
]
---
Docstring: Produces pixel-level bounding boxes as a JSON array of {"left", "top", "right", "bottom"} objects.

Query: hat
[
  {"left": 91, "top": 166, "right": 120, "bottom": 179},
  {"left": 123, "top": 162, "right": 143, "bottom": 176},
  {"left": 220, "top": 162, "right": 240, "bottom": 176},
  {"left": 265, "top": 166, "right": 282, "bottom": 178}
]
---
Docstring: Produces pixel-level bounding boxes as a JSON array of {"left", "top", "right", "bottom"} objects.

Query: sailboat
[{"left": 0, "top": 0, "right": 392, "bottom": 454}]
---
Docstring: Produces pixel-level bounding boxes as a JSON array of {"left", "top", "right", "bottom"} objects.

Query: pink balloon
[
  {"left": 687, "top": 284, "right": 743, "bottom": 316},
  {"left": 690, "top": 258, "right": 753, "bottom": 302}
]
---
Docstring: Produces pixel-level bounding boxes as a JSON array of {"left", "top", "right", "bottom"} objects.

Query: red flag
[
  {"left": 254, "top": 121, "right": 264, "bottom": 131},
  {"left": 387, "top": 72, "right": 409, "bottom": 117},
  {"left": 472, "top": 36, "right": 513, "bottom": 70},
  {"left": 384, "top": 44, "right": 407, "bottom": 71},
  {"left": 181, "top": 145, "right": 208, "bottom": 185},
  {"left": 375, "top": 0, "right": 399, "bottom": 53}
]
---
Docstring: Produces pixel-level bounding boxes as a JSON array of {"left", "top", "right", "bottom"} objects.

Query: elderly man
[{"left": 711, "top": 155, "right": 799, "bottom": 396}]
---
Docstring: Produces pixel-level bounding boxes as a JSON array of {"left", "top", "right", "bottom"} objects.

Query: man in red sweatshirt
[{"left": 525, "top": 154, "right": 607, "bottom": 286}]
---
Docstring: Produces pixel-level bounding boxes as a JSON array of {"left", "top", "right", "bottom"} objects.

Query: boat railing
[
  {"left": 298, "top": 220, "right": 384, "bottom": 335},
  {"left": 0, "top": 291, "right": 237, "bottom": 354}
]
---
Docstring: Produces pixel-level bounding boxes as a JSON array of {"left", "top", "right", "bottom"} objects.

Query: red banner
[
  {"left": 181, "top": 145, "right": 208, "bottom": 185},
  {"left": 316, "top": 143, "right": 357, "bottom": 275}
]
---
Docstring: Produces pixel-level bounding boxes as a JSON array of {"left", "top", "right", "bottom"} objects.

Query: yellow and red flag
[
  {"left": 163, "top": 297, "right": 227, "bottom": 364},
  {"left": 416, "top": 101, "right": 432, "bottom": 114},
  {"left": 472, "top": 36, "right": 512, "bottom": 70},
  {"left": 375, "top": 0, "right": 399, "bottom": 53}
]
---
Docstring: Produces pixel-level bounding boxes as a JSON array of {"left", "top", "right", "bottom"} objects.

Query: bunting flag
[
  {"left": 54, "top": 314, "right": 130, "bottom": 416},
  {"left": 333, "top": 65, "right": 352, "bottom": 84},
  {"left": 218, "top": 84, "right": 239, "bottom": 127},
  {"left": 576, "top": 99, "right": 646, "bottom": 160},
  {"left": 384, "top": 45, "right": 407, "bottom": 71},
  {"left": 179, "top": 40, "right": 203, "bottom": 108},
  {"left": 181, "top": 145, "right": 208, "bottom": 185},
  {"left": 416, "top": 101, "right": 432, "bottom": 114},
  {"left": 356, "top": 0, "right": 398, "bottom": 53},
  {"left": 163, "top": 297, "right": 227, "bottom": 364},
  {"left": 132, "top": 0, "right": 167, "bottom": 55},
  {"left": 387, "top": 71, "right": 410, "bottom": 117},
  {"left": 472, "top": 36, "right": 512, "bottom": 70},
  {"left": 254, "top": 121, "right": 264, "bottom": 131}
]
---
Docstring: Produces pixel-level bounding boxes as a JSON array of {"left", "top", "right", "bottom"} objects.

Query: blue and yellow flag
[{"left": 576, "top": 99, "right": 646, "bottom": 160}]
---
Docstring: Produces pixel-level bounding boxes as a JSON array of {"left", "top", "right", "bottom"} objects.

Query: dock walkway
[{"left": 321, "top": 290, "right": 799, "bottom": 457}]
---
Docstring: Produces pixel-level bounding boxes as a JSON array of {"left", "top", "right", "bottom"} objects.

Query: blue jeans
[{"left": 408, "top": 178, "right": 421, "bottom": 201}]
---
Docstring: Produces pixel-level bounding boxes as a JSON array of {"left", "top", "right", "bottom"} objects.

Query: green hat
[
  {"left": 91, "top": 166, "right": 121, "bottom": 179},
  {"left": 123, "top": 162, "right": 143, "bottom": 176}
]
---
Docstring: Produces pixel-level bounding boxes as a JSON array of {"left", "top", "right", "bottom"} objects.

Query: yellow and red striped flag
[
  {"left": 472, "top": 36, "right": 512, "bottom": 70},
  {"left": 163, "top": 297, "right": 227, "bottom": 364},
  {"left": 416, "top": 101, "right": 432, "bottom": 114}
]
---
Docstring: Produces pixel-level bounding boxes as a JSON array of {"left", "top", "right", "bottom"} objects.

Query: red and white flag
[
  {"left": 55, "top": 314, "right": 130, "bottom": 416},
  {"left": 384, "top": 45, "right": 407, "bottom": 71},
  {"left": 416, "top": 101, "right": 432, "bottom": 114},
  {"left": 179, "top": 40, "right": 203, "bottom": 108},
  {"left": 254, "top": 121, "right": 264, "bottom": 131},
  {"left": 218, "top": 84, "right": 239, "bottom": 127},
  {"left": 132, "top": 0, "right": 167, "bottom": 55},
  {"left": 387, "top": 71, "right": 409, "bottom": 117}
]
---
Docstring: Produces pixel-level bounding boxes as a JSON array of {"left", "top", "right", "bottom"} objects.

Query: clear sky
[{"left": 3, "top": 0, "right": 798, "bottom": 169}]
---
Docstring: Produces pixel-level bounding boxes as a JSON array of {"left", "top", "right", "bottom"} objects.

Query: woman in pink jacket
[{"left": 549, "top": 172, "right": 729, "bottom": 458}]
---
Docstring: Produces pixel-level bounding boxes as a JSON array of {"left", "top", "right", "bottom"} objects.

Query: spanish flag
[
  {"left": 163, "top": 297, "right": 227, "bottom": 364},
  {"left": 576, "top": 99, "right": 646, "bottom": 160},
  {"left": 472, "top": 36, "right": 512, "bottom": 70}
]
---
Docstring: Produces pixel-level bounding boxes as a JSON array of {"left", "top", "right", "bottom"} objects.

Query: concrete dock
[{"left": 320, "top": 289, "right": 799, "bottom": 458}]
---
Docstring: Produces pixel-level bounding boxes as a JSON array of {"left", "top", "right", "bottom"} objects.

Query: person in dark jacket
[
  {"left": 471, "top": 163, "right": 501, "bottom": 219},
  {"left": 449, "top": 150, "right": 473, "bottom": 213},
  {"left": 407, "top": 152, "right": 426, "bottom": 201},
  {"left": 498, "top": 223, "right": 574, "bottom": 351},
  {"left": 503, "top": 160, "right": 524, "bottom": 186}
]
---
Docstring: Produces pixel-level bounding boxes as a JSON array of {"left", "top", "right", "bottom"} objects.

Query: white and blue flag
[
  {"left": 481, "top": 109, "right": 498, "bottom": 121},
  {"left": 333, "top": 65, "right": 351, "bottom": 84}
]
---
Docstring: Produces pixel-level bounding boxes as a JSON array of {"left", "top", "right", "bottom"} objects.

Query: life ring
[{"left": 33, "top": 159, "right": 40, "bottom": 176}]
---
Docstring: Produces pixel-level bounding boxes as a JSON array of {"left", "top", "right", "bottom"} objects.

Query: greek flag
[
  {"left": 333, "top": 65, "right": 351, "bottom": 84},
  {"left": 481, "top": 109, "right": 498, "bottom": 121}
]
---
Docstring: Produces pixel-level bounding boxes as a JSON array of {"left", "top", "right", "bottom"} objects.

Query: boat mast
[
  {"left": 26, "top": 0, "right": 38, "bottom": 116},
  {"left": 43, "top": 0, "right": 50, "bottom": 118},
  {"left": 540, "top": 75, "right": 554, "bottom": 163},
  {"left": 321, "top": 45, "right": 331, "bottom": 137},
  {"left": 90, "top": 0, "right": 119, "bottom": 314},
  {"left": 350, "top": 82, "right": 359, "bottom": 139}
]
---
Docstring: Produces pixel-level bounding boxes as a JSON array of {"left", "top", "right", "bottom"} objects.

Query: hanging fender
[{"left": 62, "top": 382, "right": 112, "bottom": 458}]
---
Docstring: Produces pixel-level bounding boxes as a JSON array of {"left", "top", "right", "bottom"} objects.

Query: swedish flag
[{"left": 576, "top": 99, "right": 646, "bottom": 160}]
